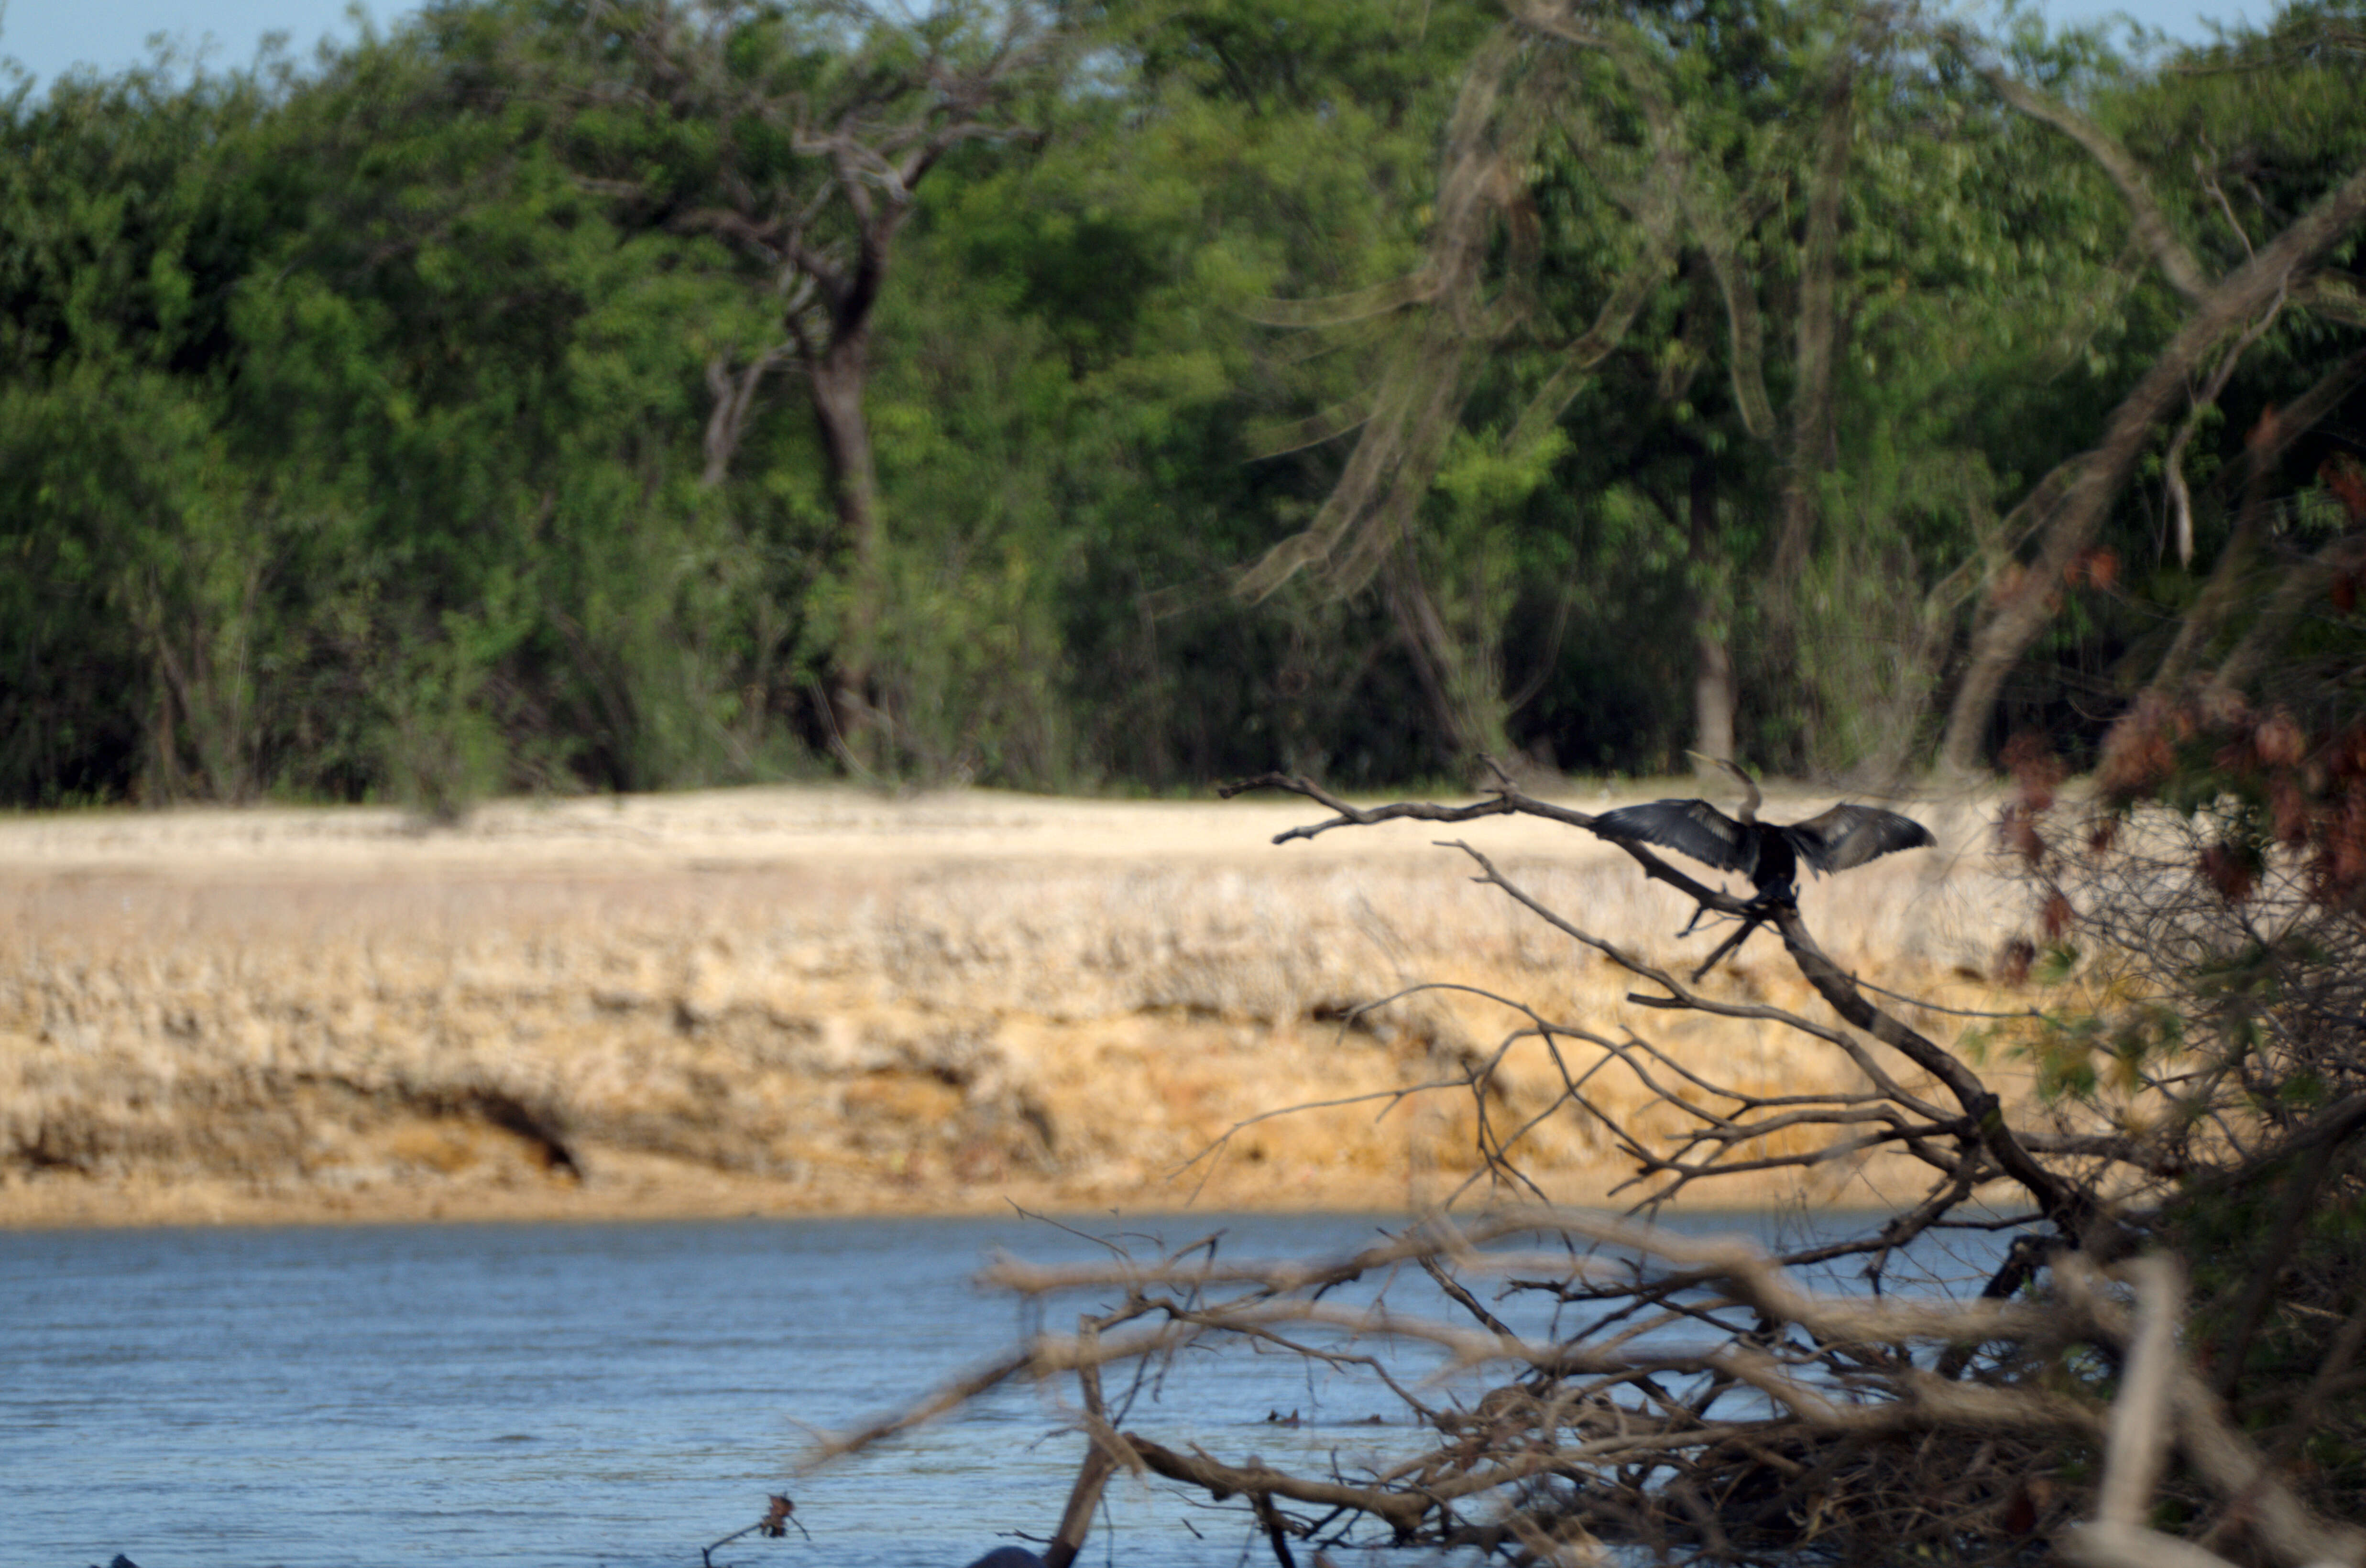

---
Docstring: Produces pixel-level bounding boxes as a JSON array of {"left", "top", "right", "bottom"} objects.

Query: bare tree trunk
[
  {"left": 1690, "top": 453, "right": 1736, "bottom": 763},
  {"left": 1693, "top": 629, "right": 1736, "bottom": 769},
  {"left": 1771, "top": 51, "right": 1854, "bottom": 599},
  {"left": 702, "top": 348, "right": 789, "bottom": 488},
  {"left": 810, "top": 333, "right": 884, "bottom": 763}
]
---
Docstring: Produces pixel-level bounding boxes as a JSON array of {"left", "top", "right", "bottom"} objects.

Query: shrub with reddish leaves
[{"left": 1990, "top": 701, "right": 2366, "bottom": 1529}]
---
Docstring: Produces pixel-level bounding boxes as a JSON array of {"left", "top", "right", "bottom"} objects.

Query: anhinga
[{"left": 1594, "top": 753, "right": 1936, "bottom": 908}]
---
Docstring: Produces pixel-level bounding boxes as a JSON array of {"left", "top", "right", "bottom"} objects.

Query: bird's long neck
[
  {"left": 1702, "top": 753, "right": 1765, "bottom": 825},
  {"left": 1731, "top": 772, "right": 1763, "bottom": 825}
]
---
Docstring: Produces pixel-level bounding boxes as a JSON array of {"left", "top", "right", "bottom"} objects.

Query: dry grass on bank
[{"left": 0, "top": 782, "right": 2037, "bottom": 1226}]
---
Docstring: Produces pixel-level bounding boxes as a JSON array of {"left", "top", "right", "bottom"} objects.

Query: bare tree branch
[
  {"left": 1955, "top": 47, "right": 2213, "bottom": 307},
  {"left": 1939, "top": 152, "right": 2366, "bottom": 769}
]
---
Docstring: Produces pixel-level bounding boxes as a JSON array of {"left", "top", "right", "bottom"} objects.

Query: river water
[{"left": 2, "top": 1211, "right": 2006, "bottom": 1568}]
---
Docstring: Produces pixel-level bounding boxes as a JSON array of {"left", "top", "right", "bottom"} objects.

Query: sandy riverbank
[{"left": 0, "top": 780, "right": 2036, "bottom": 1227}]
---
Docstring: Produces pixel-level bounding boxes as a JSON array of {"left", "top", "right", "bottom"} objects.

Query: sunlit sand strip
[{"left": 0, "top": 782, "right": 2039, "bottom": 1227}]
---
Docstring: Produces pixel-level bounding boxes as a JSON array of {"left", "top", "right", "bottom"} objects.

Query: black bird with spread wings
[{"left": 1594, "top": 753, "right": 1935, "bottom": 906}]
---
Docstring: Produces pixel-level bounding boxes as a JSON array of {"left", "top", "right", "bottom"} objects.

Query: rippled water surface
[{"left": 2, "top": 1211, "right": 2003, "bottom": 1568}]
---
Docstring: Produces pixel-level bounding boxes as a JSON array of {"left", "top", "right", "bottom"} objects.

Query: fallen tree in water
[{"left": 796, "top": 764, "right": 2366, "bottom": 1566}]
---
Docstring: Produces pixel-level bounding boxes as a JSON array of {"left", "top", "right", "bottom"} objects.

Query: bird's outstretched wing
[
  {"left": 1592, "top": 798, "right": 1752, "bottom": 874},
  {"left": 1783, "top": 805, "right": 1935, "bottom": 874}
]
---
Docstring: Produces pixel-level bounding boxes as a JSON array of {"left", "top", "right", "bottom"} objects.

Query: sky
[
  {"left": 1, "top": 0, "right": 408, "bottom": 87},
  {"left": 0, "top": 0, "right": 2275, "bottom": 92}
]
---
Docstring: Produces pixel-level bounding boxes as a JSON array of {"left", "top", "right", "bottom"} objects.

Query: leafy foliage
[{"left": 0, "top": 0, "right": 2361, "bottom": 802}]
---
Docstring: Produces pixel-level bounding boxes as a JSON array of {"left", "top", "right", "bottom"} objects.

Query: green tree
[
  {"left": 231, "top": 14, "right": 801, "bottom": 799},
  {"left": 832, "top": 0, "right": 1501, "bottom": 785},
  {"left": 0, "top": 55, "right": 298, "bottom": 802},
  {"left": 1935, "top": 2, "right": 2366, "bottom": 768},
  {"left": 1224, "top": 0, "right": 2146, "bottom": 777},
  {"left": 467, "top": 0, "right": 1071, "bottom": 769}
]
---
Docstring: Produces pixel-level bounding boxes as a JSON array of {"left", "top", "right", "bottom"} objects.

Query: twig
[{"left": 701, "top": 1494, "right": 808, "bottom": 1568}]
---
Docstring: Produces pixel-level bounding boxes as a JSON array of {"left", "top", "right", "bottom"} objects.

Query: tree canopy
[{"left": 1, "top": 0, "right": 2362, "bottom": 806}]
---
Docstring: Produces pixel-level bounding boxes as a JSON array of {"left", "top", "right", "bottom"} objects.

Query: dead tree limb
[
  {"left": 1939, "top": 152, "right": 2366, "bottom": 770},
  {"left": 789, "top": 777, "right": 2366, "bottom": 1568}
]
